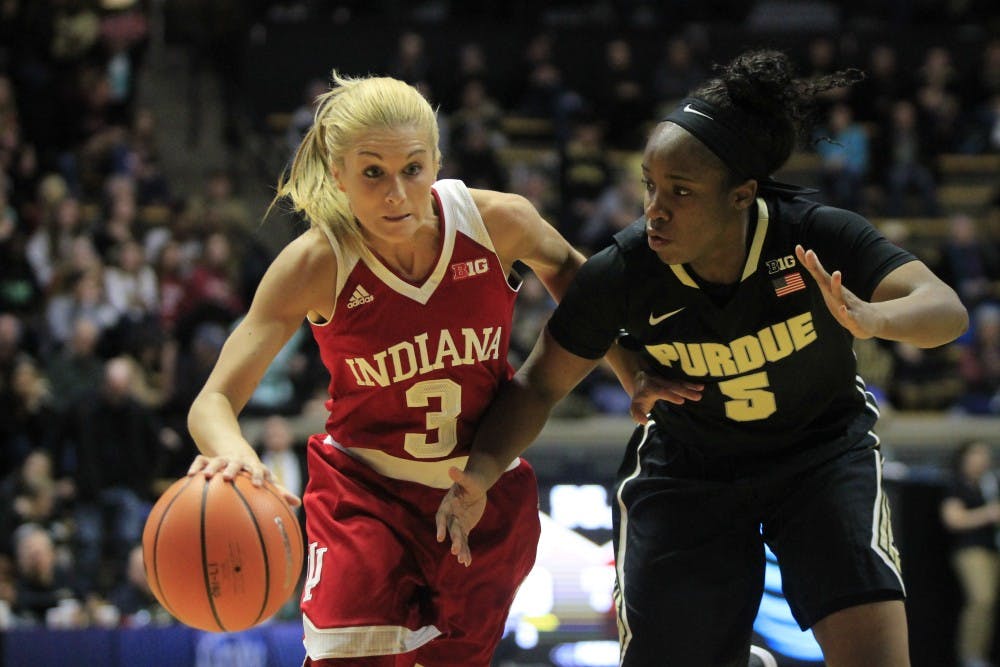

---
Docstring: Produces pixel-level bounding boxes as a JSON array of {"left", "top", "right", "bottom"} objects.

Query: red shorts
[{"left": 300, "top": 434, "right": 540, "bottom": 666}]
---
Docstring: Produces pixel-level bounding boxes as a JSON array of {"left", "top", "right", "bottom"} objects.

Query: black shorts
[{"left": 610, "top": 421, "right": 905, "bottom": 667}]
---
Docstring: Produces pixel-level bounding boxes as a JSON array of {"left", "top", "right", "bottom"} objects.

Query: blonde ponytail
[{"left": 269, "top": 71, "right": 440, "bottom": 258}]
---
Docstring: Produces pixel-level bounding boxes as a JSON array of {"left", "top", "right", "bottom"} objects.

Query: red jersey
[{"left": 308, "top": 179, "right": 518, "bottom": 488}]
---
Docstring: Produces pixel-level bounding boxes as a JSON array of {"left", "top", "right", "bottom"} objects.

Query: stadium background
[{"left": 0, "top": 1, "right": 998, "bottom": 665}]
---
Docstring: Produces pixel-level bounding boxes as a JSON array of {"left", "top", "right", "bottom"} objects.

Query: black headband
[{"left": 662, "top": 97, "right": 817, "bottom": 196}]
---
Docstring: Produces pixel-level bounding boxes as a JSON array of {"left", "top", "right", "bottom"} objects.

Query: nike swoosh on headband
[
  {"left": 683, "top": 104, "right": 714, "bottom": 120},
  {"left": 649, "top": 307, "right": 685, "bottom": 325}
]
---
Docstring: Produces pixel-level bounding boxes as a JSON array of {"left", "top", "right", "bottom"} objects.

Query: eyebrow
[
  {"left": 357, "top": 148, "right": 427, "bottom": 159},
  {"left": 640, "top": 164, "right": 697, "bottom": 183}
]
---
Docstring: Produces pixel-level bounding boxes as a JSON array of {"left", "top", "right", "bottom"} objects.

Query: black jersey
[{"left": 548, "top": 194, "right": 916, "bottom": 460}]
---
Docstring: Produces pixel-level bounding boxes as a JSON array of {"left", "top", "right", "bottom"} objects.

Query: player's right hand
[
  {"left": 435, "top": 466, "right": 488, "bottom": 567},
  {"left": 187, "top": 454, "right": 302, "bottom": 507},
  {"left": 629, "top": 370, "right": 704, "bottom": 423}
]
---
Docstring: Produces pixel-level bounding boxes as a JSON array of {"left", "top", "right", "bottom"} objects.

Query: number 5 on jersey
[{"left": 718, "top": 371, "right": 777, "bottom": 421}]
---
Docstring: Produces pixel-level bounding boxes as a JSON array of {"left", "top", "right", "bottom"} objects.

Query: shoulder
[
  {"left": 773, "top": 196, "right": 869, "bottom": 236},
  {"left": 469, "top": 188, "right": 537, "bottom": 230},
  {"left": 261, "top": 227, "right": 338, "bottom": 314},
  {"left": 612, "top": 217, "right": 650, "bottom": 253},
  {"left": 276, "top": 226, "right": 337, "bottom": 273}
]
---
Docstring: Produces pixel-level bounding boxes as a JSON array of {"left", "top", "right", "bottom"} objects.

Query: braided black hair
[{"left": 691, "top": 49, "right": 865, "bottom": 177}]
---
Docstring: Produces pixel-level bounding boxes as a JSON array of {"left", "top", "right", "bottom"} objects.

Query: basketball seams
[
  {"left": 257, "top": 481, "right": 305, "bottom": 595},
  {"left": 146, "top": 475, "right": 195, "bottom": 621},
  {"left": 231, "top": 476, "right": 272, "bottom": 626},
  {"left": 143, "top": 472, "right": 304, "bottom": 633},
  {"left": 200, "top": 478, "right": 227, "bottom": 632}
]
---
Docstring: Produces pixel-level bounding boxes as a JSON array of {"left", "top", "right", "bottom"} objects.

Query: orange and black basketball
[{"left": 141, "top": 472, "right": 304, "bottom": 632}]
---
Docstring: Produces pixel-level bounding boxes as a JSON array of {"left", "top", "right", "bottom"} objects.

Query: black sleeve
[
  {"left": 800, "top": 206, "right": 917, "bottom": 301},
  {"left": 546, "top": 245, "right": 628, "bottom": 360}
]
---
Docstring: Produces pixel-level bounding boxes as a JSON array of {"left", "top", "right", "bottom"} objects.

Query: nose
[
  {"left": 645, "top": 195, "right": 668, "bottom": 225},
  {"left": 385, "top": 177, "right": 404, "bottom": 205}
]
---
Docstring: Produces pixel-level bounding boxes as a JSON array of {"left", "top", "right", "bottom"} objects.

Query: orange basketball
[{"left": 141, "top": 472, "right": 304, "bottom": 632}]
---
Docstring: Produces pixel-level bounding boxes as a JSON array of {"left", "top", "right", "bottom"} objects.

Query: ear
[
  {"left": 732, "top": 178, "right": 757, "bottom": 210},
  {"left": 331, "top": 165, "right": 346, "bottom": 193}
]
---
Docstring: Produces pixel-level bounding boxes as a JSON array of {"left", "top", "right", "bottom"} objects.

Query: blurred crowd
[{"left": 0, "top": 0, "right": 998, "bottom": 634}]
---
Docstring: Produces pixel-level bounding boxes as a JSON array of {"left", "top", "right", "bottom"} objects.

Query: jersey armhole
[{"left": 308, "top": 224, "right": 354, "bottom": 327}]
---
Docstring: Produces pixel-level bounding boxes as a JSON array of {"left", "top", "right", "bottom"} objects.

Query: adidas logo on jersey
[{"left": 347, "top": 284, "right": 374, "bottom": 309}]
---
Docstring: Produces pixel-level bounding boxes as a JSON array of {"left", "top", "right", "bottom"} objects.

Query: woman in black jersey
[
  {"left": 436, "top": 49, "right": 969, "bottom": 667},
  {"left": 940, "top": 441, "right": 1000, "bottom": 667}
]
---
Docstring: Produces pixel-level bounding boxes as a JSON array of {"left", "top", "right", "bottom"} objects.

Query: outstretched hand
[
  {"left": 795, "top": 244, "right": 883, "bottom": 340},
  {"left": 629, "top": 370, "right": 704, "bottom": 424},
  {"left": 435, "top": 466, "right": 488, "bottom": 567}
]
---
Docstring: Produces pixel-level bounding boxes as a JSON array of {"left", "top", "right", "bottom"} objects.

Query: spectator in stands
[
  {"left": 44, "top": 269, "right": 118, "bottom": 350},
  {"left": 152, "top": 238, "right": 188, "bottom": 334},
  {"left": 559, "top": 114, "right": 613, "bottom": 244},
  {"left": 256, "top": 416, "right": 307, "bottom": 536},
  {"left": 851, "top": 44, "right": 910, "bottom": 125},
  {"left": 91, "top": 180, "right": 138, "bottom": 259},
  {"left": 450, "top": 122, "right": 508, "bottom": 191},
  {"left": 45, "top": 317, "right": 104, "bottom": 416},
  {"left": 107, "top": 543, "right": 162, "bottom": 626},
  {"left": 8, "top": 523, "right": 82, "bottom": 628},
  {"left": 0, "top": 356, "right": 58, "bottom": 475},
  {"left": 448, "top": 78, "right": 506, "bottom": 154},
  {"left": 941, "top": 440, "right": 1000, "bottom": 667},
  {"left": 887, "top": 340, "right": 964, "bottom": 410},
  {"left": 594, "top": 38, "right": 652, "bottom": 150},
  {"left": 515, "top": 36, "right": 582, "bottom": 143},
  {"left": 437, "top": 41, "right": 496, "bottom": 115},
  {"left": 578, "top": 168, "right": 644, "bottom": 254},
  {"left": 25, "top": 196, "right": 86, "bottom": 293},
  {"left": 874, "top": 99, "right": 942, "bottom": 217},
  {"left": 286, "top": 78, "right": 328, "bottom": 158},
  {"left": 936, "top": 213, "right": 1000, "bottom": 309},
  {"left": 103, "top": 238, "right": 158, "bottom": 328},
  {"left": 960, "top": 92, "right": 1000, "bottom": 155},
  {"left": 69, "top": 356, "right": 159, "bottom": 594},
  {"left": 651, "top": 35, "right": 708, "bottom": 113},
  {"left": 0, "top": 449, "right": 74, "bottom": 564},
  {"left": 174, "top": 231, "right": 244, "bottom": 342},
  {"left": 386, "top": 31, "right": 430, "bottom": 88},
  {"left": 956, "top": 303, "right": 1000, "bottom": 415},
  {"left": 179, "top": 168, "right": 252, "bottom": 241},
  {"left": 0, "top": 197, "right": 42, "bottom": 317},
  {"left": 814, "top": 102, "right": 870, "bottom": 212}
]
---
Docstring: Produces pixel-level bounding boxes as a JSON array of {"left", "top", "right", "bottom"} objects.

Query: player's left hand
[
  {"left": 795, "top": 244, "right": 883, "bottom": 340},
  {"left": 435, "top": 466, "right": 488, "bottom": 567}
]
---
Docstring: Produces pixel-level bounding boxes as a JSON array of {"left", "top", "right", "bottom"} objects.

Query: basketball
[{"left": 141, "top": 472, "right": 304, "bottom": 633}]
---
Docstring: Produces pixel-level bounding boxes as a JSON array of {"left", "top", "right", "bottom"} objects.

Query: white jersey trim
[
  {"left": 356, "top": 179, "right": 478, "bottom": 306},
  {"left": 302, "top": 613, "right": 441, "bottom": 659},
  {"left": 309, "top": 224, "right": 360, "bottom": 327},
  {"left": 613, "top": 420, "right": 652, "bottom": 664},
  {"left": 324, "top": 435, "right": 520, "bottom": 489},
  {"left": 668, "top": 197, "right": 770, "bottom": 287}
]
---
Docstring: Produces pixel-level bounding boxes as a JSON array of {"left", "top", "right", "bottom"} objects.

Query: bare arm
[
  {"left": 436, "top": 328, "right": 600, "bottom": 564},
  {"left": 796, "top": 245, "right": 968, "bottom": 348},
  {"left": 940, "top": 497, "right": 1000, "bottom": 531},
  {"left": 186, "top": 228, "right": 335, "bottom": 500},
  {"left": 473, "top": 188, "right": 585, "bottom": 303},
  {"left": 474, "top": 188, "right": 659, "bottom": 401}
]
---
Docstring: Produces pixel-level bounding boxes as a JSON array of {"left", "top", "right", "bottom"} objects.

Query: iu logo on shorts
[{"left": 301, "top": 542, "right": 328, "bottom": 602}]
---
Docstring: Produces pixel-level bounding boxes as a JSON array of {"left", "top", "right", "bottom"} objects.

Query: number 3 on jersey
[
  {"left": 718, "top": 371, "right": 776, "bottom": 421},
  {"left": 404, "top": 378, "right": 461, "bottom": 458}
]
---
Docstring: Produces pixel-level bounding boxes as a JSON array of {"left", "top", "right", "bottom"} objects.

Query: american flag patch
[{"left": 772, "top": 271, "right": 806, "bottom": 297}]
